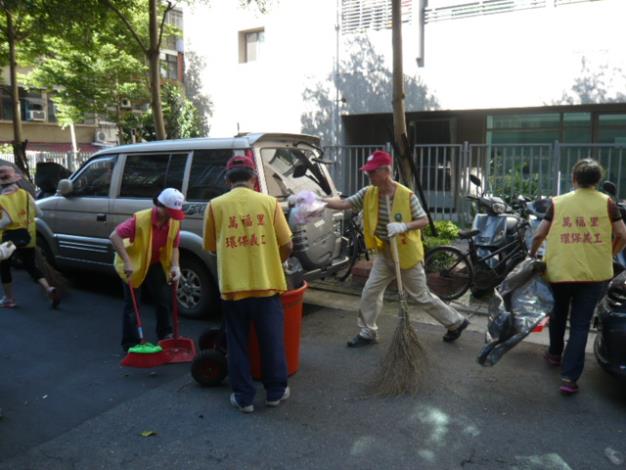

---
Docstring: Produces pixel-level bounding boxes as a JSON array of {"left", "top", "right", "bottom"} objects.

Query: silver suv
[{"left": 36, "top": 133, "right": 349, "bottom": 318}]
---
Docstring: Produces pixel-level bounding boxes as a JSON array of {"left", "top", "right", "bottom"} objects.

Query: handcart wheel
[
  {"left": 197, "top": 328, "right": 224, "bottom": 351},
  {"left": 191, "top": 350, "right": 228, "bottom": 386}
]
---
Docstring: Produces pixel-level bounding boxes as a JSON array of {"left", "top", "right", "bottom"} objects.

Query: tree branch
[
  {"left": 101, "top": 0, "right": 148, "bottom": 55},
  {"left": 157, "top": 1, "right": 174, "bottom": 51}
]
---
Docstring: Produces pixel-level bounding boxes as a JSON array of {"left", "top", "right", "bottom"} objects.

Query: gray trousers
[{"left": 358, "top": 252, "right": 465, "bottom": 339}]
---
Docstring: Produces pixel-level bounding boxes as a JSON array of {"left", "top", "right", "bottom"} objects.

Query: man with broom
[
  {"left": 110, "top": 188, "right": 185, "bottom": 352},
  {"left": 324, "top": 150, "right": 469, "bottom": 347},
  {"left": 203, "top": 155, "right": 293, "bottom": 413}
]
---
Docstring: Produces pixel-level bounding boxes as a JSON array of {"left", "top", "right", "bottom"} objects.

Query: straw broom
[{"left": 372, "top": 196, "right": 426, "bottom": 396}]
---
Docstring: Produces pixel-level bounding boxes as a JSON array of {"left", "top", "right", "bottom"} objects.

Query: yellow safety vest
[
  {"left": 0, "top": 189, "right": 36, "bottom": 248},
  {"left": 211, "top": 188, "right": 287, "bottom": 299},
  {"left": 363, "top": 183, "right": 423, "bottom": 269},
  {"left": 114, "top": 208, "right": 179, "bottom": 288},
  {"left": 545, "top": 188, "right": 613, "bottom": 283}
]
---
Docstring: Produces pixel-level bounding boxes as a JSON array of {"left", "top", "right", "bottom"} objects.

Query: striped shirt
[{"left": 347, "top": 185, "right": 426, "bottom": 241}]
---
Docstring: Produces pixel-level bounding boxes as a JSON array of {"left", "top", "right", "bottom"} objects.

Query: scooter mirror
[
  {"left": 602, "top": 180, "right": 617, "bottom": 197},
  {"left": 469, "top": 174, "right": 482, "bottom": 188}
]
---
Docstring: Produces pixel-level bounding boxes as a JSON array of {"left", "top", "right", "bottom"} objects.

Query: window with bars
[{"left": 341, "top": 0, "right": 413, "bottom": 35}]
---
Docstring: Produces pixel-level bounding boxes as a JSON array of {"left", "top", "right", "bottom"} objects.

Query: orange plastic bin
[{"left": 249, "top": 282, "right": 308, "bottom": 380}]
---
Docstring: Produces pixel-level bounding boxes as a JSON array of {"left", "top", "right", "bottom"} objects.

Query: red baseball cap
[
  {"left": 226, "top": 155, "right": 256, "bottom": 172},
  {"left": 360, "top": 150, "right": 393, "bottom": 172}
]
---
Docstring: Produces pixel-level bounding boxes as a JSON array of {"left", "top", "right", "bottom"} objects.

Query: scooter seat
[{"left": 459, "top": 229, "right": 480, "bottom": 239}]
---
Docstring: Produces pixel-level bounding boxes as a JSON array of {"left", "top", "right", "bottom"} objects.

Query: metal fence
[
  {"left": 0, "top": 151, "right": 93, "bottom": 178},
  {"left": 325, "top": 141, "right": 626, "bottom": 226}
]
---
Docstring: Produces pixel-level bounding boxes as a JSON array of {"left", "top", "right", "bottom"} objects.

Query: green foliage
[
  {"left": 489, "top": 159, "right": 541, "bottom": 201},
  {"left": 422, "top": 220, "right": 460, "bottom": 252}
]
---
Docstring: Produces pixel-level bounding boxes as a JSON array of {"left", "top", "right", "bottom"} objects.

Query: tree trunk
[
  {"left": 148, "top": 0, "right": 166, "bottom": 140},
  {"left": 391, "top": 0, "right": 413, "bottom": 190},
  {"left": 6, "top": 9, "right": 29, "bottom": 179}
]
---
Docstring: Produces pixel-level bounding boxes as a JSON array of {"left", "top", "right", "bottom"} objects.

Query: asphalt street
[{"left": 1, "top": 270, "right": 625, "bottom": 470}]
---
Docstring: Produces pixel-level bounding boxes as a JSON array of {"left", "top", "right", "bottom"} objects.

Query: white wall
[{"left": 185, "top": 0, "right": 626, "bottom": 143}]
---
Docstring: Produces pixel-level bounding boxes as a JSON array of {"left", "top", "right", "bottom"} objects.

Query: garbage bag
[
  {"left": 288, "top": 190, "right": 326, "bottom": 225},
  {"left": 477, "top": 257, "right": 554, "bottom": 366}
]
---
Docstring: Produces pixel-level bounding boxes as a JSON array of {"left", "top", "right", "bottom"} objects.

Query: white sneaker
[
  {"left": 230, "top": 393, "right": 254, "bottom": 413},
  {"left": 266, "top": 386, "right": 290, "bottom": 407}
]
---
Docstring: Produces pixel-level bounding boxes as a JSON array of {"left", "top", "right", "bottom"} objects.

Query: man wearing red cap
[
  {"left": 203, "top": 154, "right": 293, "bottom": 413},
  {"left": 325, "top": 150, "right": 469, "bottom": 347},
  {"left": 110, "top": 187, "right": 185, "bottom": 352}
]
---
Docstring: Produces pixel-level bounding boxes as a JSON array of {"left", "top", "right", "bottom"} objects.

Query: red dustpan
[
  {"left": 159, "top": 283, "right": 197, "bottom": 363},
  {"left": 121, "top": 287, "right": 167, "bottom": 368}
]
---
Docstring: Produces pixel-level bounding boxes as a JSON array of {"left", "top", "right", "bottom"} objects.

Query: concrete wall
[{"left": 185, "top": 0, "right": 626, "bottom": 145}]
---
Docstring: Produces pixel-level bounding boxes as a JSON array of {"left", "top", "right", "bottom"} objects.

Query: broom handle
[
  {"left": 172, "top": 283, "right": 180, "bottom": 339},
  {"left": 384, "top": 195, "right": 404, "bottom": 297},
  {"left": 129, "top": 286, "right": 144, "bottom": 342}
]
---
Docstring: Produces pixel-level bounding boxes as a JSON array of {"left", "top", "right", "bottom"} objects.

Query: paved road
[{"left": 1, "top": 270, "right": 625, "bottom": 469}]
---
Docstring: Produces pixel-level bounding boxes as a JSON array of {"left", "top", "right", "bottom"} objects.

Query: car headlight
[{"left": 492, "top": 202, "right": 506, "bottom": 214}]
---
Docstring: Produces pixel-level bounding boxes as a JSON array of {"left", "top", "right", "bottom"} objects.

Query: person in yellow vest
[
  {"left": 324, "top": 150, "right": 469, "bottom": 347},
  {"left": 110, "top": 188, "right": 185, "bottom": 352},
  {"left": 203, "top": 155, "right": 293, "bottom": 413},
  {"left": 0, "top": 165, "right": 60, "bottom": 309},
  {"left": 530, "top": 159, "right": 626, "bottom": 395}
]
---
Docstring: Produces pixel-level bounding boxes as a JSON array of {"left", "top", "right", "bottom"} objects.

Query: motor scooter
[{"left": 466, "top": 175, "right": 530, "bottom": 296}]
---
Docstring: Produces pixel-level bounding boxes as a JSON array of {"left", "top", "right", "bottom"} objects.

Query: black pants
[
  {"left": 121, "top": 264, "right": 173, "bottom": 349},
  {"left": 0, "top": 247, "right": 44, "bottom": 284}
]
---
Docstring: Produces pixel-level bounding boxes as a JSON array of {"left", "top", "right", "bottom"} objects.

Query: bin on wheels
[{"left": 248, "top": 282, "right": 307, "bottom": 380}]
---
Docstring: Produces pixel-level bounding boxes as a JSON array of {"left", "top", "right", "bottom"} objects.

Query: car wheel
[{"left": 178, "top": 255, "right": 220, "bottom": 319}]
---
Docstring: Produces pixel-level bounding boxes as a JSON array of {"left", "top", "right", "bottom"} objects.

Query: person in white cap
[{"left": 110, "top": 188, "right": 185, "bottom": 352}]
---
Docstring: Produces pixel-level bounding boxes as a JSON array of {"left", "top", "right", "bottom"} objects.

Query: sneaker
[
  {"left": 347, "top": 334, "right": 378, "bottom": 348},
  {"left": 544, "top": 351, "right": 561, "bottom": 367},
  {"left": 0, "top": 297, "right": 16, "bottom": 308},
  {"left": 559, "top": 378, "right": 579, "bottom": 395},
  {"left": 230, "top": 393, "right": 254, "bottom": 413},
  {"left": 266, "top": 386, "right": 290, "bottom": 407},
  {"left": 48, "top": 287, "right": 61, "bottom": 309},
  {"left": 443, "top": 319, "right": 470, "bottom": 343}
]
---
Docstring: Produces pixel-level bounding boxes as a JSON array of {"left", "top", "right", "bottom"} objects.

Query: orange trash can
[{"left": 249, "top": 282, "right": 307, "bottom": 380}]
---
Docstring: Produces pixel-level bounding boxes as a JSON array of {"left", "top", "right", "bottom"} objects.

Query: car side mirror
[{"left": 57, "top": 178, "right": 73, "bottom": 196}]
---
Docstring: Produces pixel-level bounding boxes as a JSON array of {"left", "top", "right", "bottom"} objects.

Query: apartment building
[
  {"left": 0, "top": 7, "right": 185, "bottom": 155},
  {"left": 185, "top": 0, "right": 626, "bottom": 147}
]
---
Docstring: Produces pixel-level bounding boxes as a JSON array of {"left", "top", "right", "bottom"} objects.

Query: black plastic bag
[{"left": 477, "top": 258, "right": 554, "bottom": 366}]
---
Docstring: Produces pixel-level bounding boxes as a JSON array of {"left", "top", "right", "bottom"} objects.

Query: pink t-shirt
[{"left": 116, "top": 208, "right": 181, "bottom": 264}]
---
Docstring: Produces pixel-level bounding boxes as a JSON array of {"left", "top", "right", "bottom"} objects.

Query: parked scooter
[
  {"left": 593, "top": 270, "right": 626, "bottom": 381},
  {"left": 466, "top": 175, "right": 530, "bottom": 297}
]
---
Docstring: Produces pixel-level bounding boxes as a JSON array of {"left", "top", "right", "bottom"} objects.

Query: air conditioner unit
[
  {"left": 95, "top": 130, "right": 108, "bottom": 143},
  {"left": 28, "top": 110, "right": 46, "bottom": 121},
  {"left": 94, "top": 126, "right": 117, "bottom": 143},
  {"left": 120, "top": 99, "right": 132, "bottom": 109}
]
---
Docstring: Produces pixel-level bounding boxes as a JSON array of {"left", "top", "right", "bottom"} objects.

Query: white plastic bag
[
  {"left": 289, "top": 190, "right": 326, "bottom": 225},
  {"left": 0, "top": 241, "right": 16, "bottom": 261}
]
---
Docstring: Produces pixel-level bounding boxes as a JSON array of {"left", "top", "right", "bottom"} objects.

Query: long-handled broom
[
  {"left": 120, "top": 286, "right": 167, "bottom": 368},
  {"left": 372, "top": 196, "right": 426, "bottom": 396}
]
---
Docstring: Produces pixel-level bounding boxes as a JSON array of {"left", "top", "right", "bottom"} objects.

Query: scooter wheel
[
  {"left": 470, "top": 287, "right": 494, "bottom": 299},
  {"left": 191, "top": 350, "right": 228, "bottom": 387},
  {"left": 197, "top": 328, "right": 224, "bottom": 350}
]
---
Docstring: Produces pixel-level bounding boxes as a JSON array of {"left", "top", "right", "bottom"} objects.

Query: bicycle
[
  {"left": 336, "top": 210, "right": 369, "bottom": 282},
  {"left": 424, "top": 222, "right": 528, "bottom": 301}
]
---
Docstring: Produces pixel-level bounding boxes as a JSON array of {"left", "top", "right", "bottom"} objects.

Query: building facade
[{"left": 185, "top": 0, "right": 626, "bottom": 147}]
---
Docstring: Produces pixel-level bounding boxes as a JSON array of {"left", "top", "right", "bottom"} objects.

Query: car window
[
  {"left": 261, "top": 148, "right": 324, "bottom": 198},
  {"left": 186, "top": 149, "right": 234, "bottom": 201},
  {"left": 120, "top": 153, "right": 187, "bottom": 198},
  {"left": 72, "top": 155, "right": 117, "bottom": 197}
]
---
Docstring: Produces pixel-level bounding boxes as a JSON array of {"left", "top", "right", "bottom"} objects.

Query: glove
[
  {"left": 170, "top": 265, "right": 182, "bottom": 283},
  {"left": 0, "top": 241, "right": 15, "bottom": 261},
  {"left": 387, "top": 222, "right": 408, "bottom": 238}
]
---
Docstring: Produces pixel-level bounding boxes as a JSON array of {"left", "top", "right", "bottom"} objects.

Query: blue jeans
[
  {"left": 549, "top": 282, "right": 605, "bottom": 382},
  {"left": 223, "top": 295, "right": 288, "bottom": 407}
]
